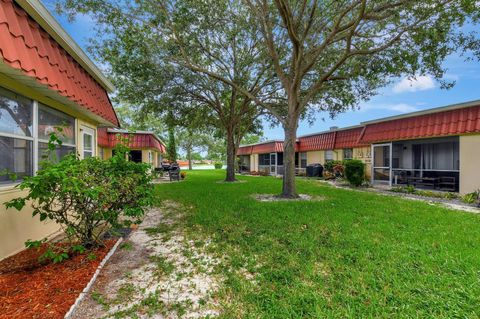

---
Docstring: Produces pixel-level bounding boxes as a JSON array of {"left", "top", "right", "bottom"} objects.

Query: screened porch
[{"left": 372, "top": 136, "right": 460, "bottom": 191}]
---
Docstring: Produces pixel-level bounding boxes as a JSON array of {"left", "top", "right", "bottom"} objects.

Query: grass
[{"left": 153, "top": 170, "right": 480, "bottom": 318}]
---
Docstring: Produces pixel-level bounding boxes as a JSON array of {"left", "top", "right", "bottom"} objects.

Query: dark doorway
[{"left": 129, "top": 150, "right": 142, "bottom": 163}]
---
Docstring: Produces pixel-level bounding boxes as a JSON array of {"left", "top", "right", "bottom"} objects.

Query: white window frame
[
  {"left": 81, "top": 125, "right": 96, "bottom": 159},
  {"left": 37, "top": 103, "right": 76, "bottom": 163},
  {"left": 0, "top": 86, "right": 77, "bottom": 185}
]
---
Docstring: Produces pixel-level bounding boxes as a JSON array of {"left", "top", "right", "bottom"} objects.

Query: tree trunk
[
  {"left": 281, "top": 116, "right": 299, "bottom": 198},
  {"left": 225, "top": 129, "right": 237, "bottom": 182},
  {"left": 187, "top": 147, "right": 193, "bottom": 170}
]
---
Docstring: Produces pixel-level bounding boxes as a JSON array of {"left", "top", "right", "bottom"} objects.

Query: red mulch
[{"left": 0, "top": 239, "right": 116, "bottom": 319}]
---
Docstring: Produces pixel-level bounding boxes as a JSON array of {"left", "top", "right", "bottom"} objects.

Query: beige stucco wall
[
  {"left": 250, "top": 154, "right": 259, "bottom": 171},
  {"left": 0, "top": 74, "right": 104, "bottom": 260},
  {"left": 460, "top": 135, "right": 480, "bottom": 194},
  {"left": 306, "top": 151, "right": 325, "bottom": 165},
  {"left": 0, "top": 188, "right": 61, "bottom": 259},
  {"left": 353, "top": 146, "right": 372, "bottom": 179}
]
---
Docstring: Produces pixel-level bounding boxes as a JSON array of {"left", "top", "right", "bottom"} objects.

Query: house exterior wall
[
  {"left": 459, "top": 135, "right": 480, "bottom": 194},
  {"left": 0, "top": 79, "right": 102, "bottom": 260},
  {"left": 353, "top": 146, "right": 372, "bottom": 179},
  {"left": 250, "top": 154, "right": 259, "bottom": 172},
  {"left": 306, "top": 151, "right": 325, "bottom": 165}
]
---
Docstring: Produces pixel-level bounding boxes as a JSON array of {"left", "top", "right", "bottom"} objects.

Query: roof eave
[
  {"left": 361, "top": 99, "right": 480, "bottom": 125},
  {"left": 15, "top": 0, "right": 115, "bottom": 93}
]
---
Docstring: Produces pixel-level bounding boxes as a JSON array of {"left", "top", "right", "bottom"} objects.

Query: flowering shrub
[{"left": 5, "top": 141, "right": 152, "bottom": 254}]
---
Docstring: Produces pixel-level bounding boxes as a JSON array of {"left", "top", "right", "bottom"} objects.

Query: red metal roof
[
  {"left": 359, "top": 104, "right": 480, "bottom": 143},
  {"left": 98, "top": 128, "right": 166, "bottom": 153},
  {"left": 237, "top": 141, "right": 287, "bottom": 155},
  {"left": 0, "top": 0, "right": 119, "bottom": 126},
  {"left": 334, "top": 127, "right": 365, "bottom": 149},
  {"left": 297, "top": 131, "right": 336, "bottom": 152}
]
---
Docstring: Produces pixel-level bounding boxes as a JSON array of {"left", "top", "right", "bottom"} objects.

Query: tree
[
  {"left": 240, "top": 0, "right": 480, "bottom": 197},
  {"left": 177, "top": 127, "right": 210, "bottom": 170},
  {"left": 59, "top": 0, "right": 274, "bottom": 182},
  {"left": 166, "top": 110, "right": 177, "bottom": 162},
  {"left": 60, "top": 0, "right": 480, "bottom": 196}
]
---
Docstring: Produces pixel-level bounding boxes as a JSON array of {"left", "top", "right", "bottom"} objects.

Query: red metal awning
[
  {"left": 237, "top": 141, "right": 288, "bottom": 155},
  {"left": 98, "top": 128, "right": 166, "bottom": 153},
  {"left": 0, "top": 0, "right": 119, "bottom": 126},
  {"left": 359, "top": 104, "right": 480, "bottom": 144}
]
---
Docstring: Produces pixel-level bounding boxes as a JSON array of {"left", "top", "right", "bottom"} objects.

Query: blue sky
[{"left": 44, "top": 0, "right": 480, "bottom": 140}]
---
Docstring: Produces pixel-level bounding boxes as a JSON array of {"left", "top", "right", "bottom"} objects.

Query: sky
[{"left": 43, "top": 0, "right": 480, "bottom": 140}]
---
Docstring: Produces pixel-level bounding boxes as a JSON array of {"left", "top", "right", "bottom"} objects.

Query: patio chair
[
  {"left": 438, "top": 176, "right": 456, "bottom": 191},
  {"left": 169, "top": 165, "right": 181, "bottom": 182}
]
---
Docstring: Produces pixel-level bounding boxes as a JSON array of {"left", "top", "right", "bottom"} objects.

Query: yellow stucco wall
[
  {"left": 460, "top": 135, "right": 480, "bottom": 194},
  {"left": 306, "top": 151, "right": 325, "bottom": 165},
  {"left": 353, "top": 146, "right": 372, "bottom": 179},
  {"left": 250, "top": 154, "right": 259, "bottom": 171},
  {"left": 0, "top": 76, "right": 103, "bottom": 260}
]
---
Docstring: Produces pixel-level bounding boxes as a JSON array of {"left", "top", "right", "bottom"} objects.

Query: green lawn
[{"left": 153, "top": 170, "right": 480, "bottom": 318}]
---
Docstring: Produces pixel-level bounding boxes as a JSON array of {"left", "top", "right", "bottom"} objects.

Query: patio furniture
[
  {"left": 438, "top": 176, "right": 456, "bottom": 191},
  {"left": 407, "top": 176, "right": 438, "bottom": 189},
  {"left": 169, "top": 165, "right": 181, "bottom": 182}
]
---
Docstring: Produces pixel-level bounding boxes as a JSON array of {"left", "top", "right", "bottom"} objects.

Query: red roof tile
[
  {"left": 359, "top": 104, "right": 480, "bottom": 143},
  {"left": 98, "top": 128, "right": 165, "bottom": 153},
  {"left": 334, "top": 127, "right": 365, "bottom": 149},
  {"left": 237, "top": 141, "right": 287, "bottom": 155},
  {"left": 297, "top": 131, "right": 336, "bottom": 152},
  {"left": 0, "top": 0, "right": 119, "bottom": 126}
]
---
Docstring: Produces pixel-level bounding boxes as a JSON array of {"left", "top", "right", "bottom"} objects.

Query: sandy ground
[{"left": 71, "top": 201, "right": 221, "bottom": 319}]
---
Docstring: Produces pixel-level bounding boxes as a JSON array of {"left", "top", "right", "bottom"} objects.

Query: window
[
  {"left": 81, "top": 126, "right": 95, "bottom": 159},
  {"left": 300, "top": 152, "right": 307, "bottom": 168},
  {"left": 38, "top": 103, "right": 76, "bottom": 162},
  {"left": 259, "top": 153, "right": 270, "bottom": 166},
  {"left": 325, "top": 150, "right": 334, "bottom": 162},
  {"left": 343, "top": 148, "right": 353, "bottom": 160},
  {"left": 0, "top": 86, "right": 77, "bottom": 184},
  {"left": 0, "top": 87, "right": 33, "bottom": 184},
  {"left": 98, "top": 147, "right": 104, "bottom": 160},
  {"left": 148, "top": 151, "right": 153, "bottom": 164}
]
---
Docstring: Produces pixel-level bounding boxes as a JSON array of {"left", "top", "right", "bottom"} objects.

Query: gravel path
[{"left": 71, "top": 201, "right": 221, "bottom": 319}]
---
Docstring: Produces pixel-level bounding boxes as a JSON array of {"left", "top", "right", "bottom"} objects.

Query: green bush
[
  {"left": 214, "top": 162, "right": 223, "bottom": 169},
  {"left": 5, "top": 142, "right": 152, "bottom": 252},
  {"left": 344, "top": 160, "right": 365, "bottom": 187},
  {"left": 462, "top": 190, "right": 480, "bottom": 205},
  {"left": 324, "top": 160, "right": 343, "bottom": 173}
]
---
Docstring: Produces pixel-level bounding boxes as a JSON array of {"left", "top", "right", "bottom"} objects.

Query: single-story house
[
  {"left": 97, "top": 128, "right": 166, "bottom": 167},
  {"left": 237, "top": 100, "right": 480, "bottom": 194},
  {"left": 0, "top": 0, "right": 165, "bottom": 259}
]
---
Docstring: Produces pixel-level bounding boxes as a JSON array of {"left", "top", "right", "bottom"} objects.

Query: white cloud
[
  {"left": 361, "top": 103, "right": 419, "bottom": 114},
  {"left": 392, "top": 75, "right": 436, "bottom": 93}
]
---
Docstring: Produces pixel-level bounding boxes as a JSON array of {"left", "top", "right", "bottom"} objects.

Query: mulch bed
[{"left": 0, "top": 239, "right": 116, "bottom": 319}]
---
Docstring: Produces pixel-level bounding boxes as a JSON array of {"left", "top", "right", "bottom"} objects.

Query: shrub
[
  {"left": 180, "top": 171, "right": 187, "bottom": 179},
  {"left": 344, "top": 160, "right": 365, "bottom": 187},
  {"left": 5, "top": 142, "right": 153, "bottom": 251},
  {"left": 214, "top": 162, "right": 223, "bottom": 169},
  {"left": 462, "top": 190, "right": 480, "bottom": 205},
  {"left": 324, "top": 160, "right": 343, "bottom": 173}
]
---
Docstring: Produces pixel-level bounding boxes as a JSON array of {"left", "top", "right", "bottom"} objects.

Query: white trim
[
  {"left": 32, "top": 100, "right": 38, "bottom": 174},
  {"left": 15, "top": 0, "right": 114, "bottom": 92},
  {"left": 80, "top": 125, "right": 96, "bottom": 159},
  {"left": 0, "top": 132, "right": 34, "bottom": 141}
]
